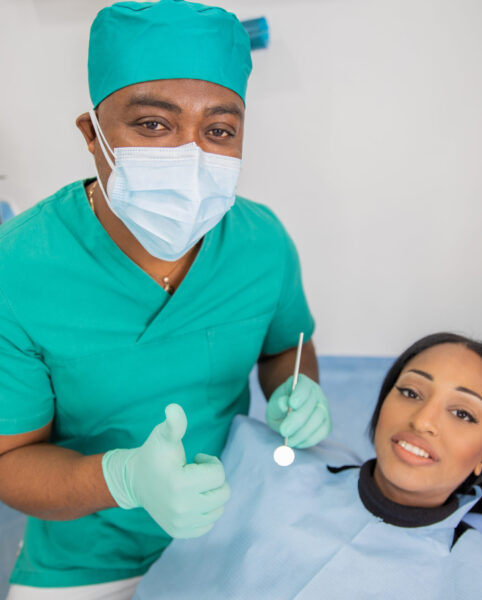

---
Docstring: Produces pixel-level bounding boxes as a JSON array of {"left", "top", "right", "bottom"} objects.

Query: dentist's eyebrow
[
  {"left": 456, "top": 387, "right": 482, "bottom": 402},
  {"left": 204, "top": 103, "right": 243, "bottom": 118},
  {"left": 126, "top": 95, "right": 182, "bottom": 113},
  {"left": 406, "top": 369, "right": 433, "bottom": 381}
]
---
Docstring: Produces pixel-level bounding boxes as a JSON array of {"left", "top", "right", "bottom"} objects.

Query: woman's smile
[
  {"left": 391, "top": 431, "right": 439, "bottom": 463},
  {"left": 373, "top": 343, "right": 482, "bottom": 507}
]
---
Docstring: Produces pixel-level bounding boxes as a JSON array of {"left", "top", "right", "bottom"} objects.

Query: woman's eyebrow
[
  {"left": 406, "top": 370, "right": 482, "bottom": 401},
  {"left": 406, "top": 369, "right": 433, "bottom": 380},
  {"left": 456, "top": 387, "right": 482, "bottom": 402}
]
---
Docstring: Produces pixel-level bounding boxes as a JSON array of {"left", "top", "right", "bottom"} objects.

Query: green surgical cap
[{"left": 88, "top": 0, "right": 252, "bottom": 107}]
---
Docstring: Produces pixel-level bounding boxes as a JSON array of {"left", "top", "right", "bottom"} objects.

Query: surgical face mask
[{"left": 89, "top": 109, "right": 241, "bottom": 261}]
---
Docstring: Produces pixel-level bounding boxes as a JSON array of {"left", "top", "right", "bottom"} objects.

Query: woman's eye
[
  {"left": 451, "top": 409, "right": 477, "bottom": 423},
  {"left": 141, "top": 121, "right": 165, "bottom": 131},
  {"left": 395, "top": 386, "right": 419, "bottom": 400}
]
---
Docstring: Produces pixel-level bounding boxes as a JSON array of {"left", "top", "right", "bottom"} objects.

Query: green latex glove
[
  {"left": 266, "top": 374, "right": 332, "bottom": 448},
  {"left": 102, "top": 403, "right": 230, "bottom": 539}
]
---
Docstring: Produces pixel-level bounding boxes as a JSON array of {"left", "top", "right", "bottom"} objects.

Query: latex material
[
  {"left": 102, "top": 404, "right": 230, "bottom": 538},
  {"left": 89, "top": 110, "right": 241, "bottom": 261},
  {"left": 133, "top": 416, "right": 482, "bottom": 600},
  {"left": 266, "top": 374, "right": 331, "bottom": 448},
  {"left": 88, "top": 0, "right": 252, "bottom": 107}
]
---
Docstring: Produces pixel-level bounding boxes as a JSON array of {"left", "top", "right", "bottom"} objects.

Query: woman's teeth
[{"left": 397, "top": 440, "right": 430, "bottom": 458}]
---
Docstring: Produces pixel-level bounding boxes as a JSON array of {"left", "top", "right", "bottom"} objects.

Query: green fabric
[
  {"left": 0, "top": 180, "right": 314, "bottom": 587},
  {"left": 88, "top": 0, "right": 252, "bottom": 107}
]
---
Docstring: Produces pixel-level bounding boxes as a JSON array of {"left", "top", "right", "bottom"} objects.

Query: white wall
[{"left": 1, "top": 0, "right": 481, "bottom": 355}]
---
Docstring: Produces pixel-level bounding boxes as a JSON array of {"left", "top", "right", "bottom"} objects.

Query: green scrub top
[{"left": 0, "top": 180, "right": 315, "bottom": 587}]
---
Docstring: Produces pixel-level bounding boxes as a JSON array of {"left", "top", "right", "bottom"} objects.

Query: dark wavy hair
[{"left": 368, "top": 332, "right": 482, "bottom": 495}]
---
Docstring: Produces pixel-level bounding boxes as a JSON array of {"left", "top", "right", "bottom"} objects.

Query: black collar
[{"left": 357, "top": 459, "right": 459, "bottom": 528}]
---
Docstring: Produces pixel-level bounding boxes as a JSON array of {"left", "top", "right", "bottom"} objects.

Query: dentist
[{"left": 0, "top": 1, "right": 330, "bottom": 597}]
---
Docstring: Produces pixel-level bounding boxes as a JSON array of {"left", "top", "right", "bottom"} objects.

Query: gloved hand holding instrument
[
  {"left": 266, "top": 333, "right": 331, "bottom": 450},
  {"left": 102, "top": 403, "right": 230, "bottom": 538}
]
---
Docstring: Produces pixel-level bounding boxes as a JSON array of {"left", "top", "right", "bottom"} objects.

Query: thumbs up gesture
[{"left": 102, "top": 404, "right": 230, "bottom": 538}]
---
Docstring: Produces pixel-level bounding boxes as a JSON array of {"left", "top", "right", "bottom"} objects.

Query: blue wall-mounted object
[
  {"left": 241, "top": 17, "right": 269, "bottom": 51},
  {"left": 0, "top": 201, "right": 14, "bottom": 225}
]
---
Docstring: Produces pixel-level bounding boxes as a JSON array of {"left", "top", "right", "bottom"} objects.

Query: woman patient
[{"left": 134, "top": 333, "right": 482, "bottom": 599}]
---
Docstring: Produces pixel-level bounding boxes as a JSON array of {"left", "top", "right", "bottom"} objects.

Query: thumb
[{"left": 159, "top": 403, "right": 187, "bottom": 444}]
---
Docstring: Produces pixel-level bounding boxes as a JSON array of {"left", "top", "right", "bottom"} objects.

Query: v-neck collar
[
  {"left": 74, "top": 179, "right": 214, "bottom": 338},
  {"left": 137, "top": 229, "right": 216, "bottom": 343}
]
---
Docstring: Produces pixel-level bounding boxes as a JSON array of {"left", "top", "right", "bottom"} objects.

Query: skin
[
  {"left": 0, "top": 79, "right": 318, "bottom": 520},
  {"left": 374, "top": 343, "right": 482, "bottom": 507},
  {"left": 76, "top": 79, "right": 246, "bottom": 288}
]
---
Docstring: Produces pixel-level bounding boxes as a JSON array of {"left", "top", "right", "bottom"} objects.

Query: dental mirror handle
[{"left": 284, "top": 332, "right": 304, "bottom": 446}]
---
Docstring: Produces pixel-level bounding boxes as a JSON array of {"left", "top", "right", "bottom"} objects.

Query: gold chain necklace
[
  {"left": 87, "top": 181, "right": 96, "bottom": 212},
  {"left": 156, "top": 270, "right": 177, "bottom": 294},
  {"left": 86, "top": 179, "right": 181, "bottom": 294}
]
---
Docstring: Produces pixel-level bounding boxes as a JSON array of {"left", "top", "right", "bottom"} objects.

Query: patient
[{"left": 134, "top": 333, "right": 482, "bottom": 599}]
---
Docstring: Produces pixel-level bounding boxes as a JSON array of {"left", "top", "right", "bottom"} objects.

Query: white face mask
[{"left": 89, "top": 109, "right": 241, "bottom": 262}]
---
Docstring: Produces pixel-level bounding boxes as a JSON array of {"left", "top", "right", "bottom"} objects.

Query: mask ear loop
[{"left": 88, "top": 109, "right": 115, "bottom": 203}]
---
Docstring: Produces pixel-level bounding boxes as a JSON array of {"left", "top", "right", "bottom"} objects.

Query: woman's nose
[{"left": 409, "top": 399, "right": 440, "bottom": 436}]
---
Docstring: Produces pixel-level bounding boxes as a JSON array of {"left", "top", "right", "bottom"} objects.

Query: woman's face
[{"left": 374, "top": 343, "right": 482, "bottom": 507}]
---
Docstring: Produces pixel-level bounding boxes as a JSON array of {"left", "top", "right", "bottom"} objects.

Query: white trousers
[{"left": 6, "top": 576, "right": 141, "bottom": 600}]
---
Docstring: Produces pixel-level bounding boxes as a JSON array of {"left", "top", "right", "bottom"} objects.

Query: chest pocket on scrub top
[{"left": 206, "top": 312, "right": 272, "bottom": 407}]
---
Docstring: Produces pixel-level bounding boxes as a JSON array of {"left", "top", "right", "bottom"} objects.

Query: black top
[{"left": 357, "top": 459, "right": 459, "bottom": 528}]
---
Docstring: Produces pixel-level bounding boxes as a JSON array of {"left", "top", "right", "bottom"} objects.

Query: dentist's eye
[
  {"left": 141, "top": 121, "right": 165, "bottom": 131},
  {"left": 209, "top": 128, "right": 232, "bottom": 138},
  {"left": 395, "top": 386, "right": 419, "bottom": 400},
  {"left": 451, "top": 409, "right": 477, "bottom": 423}
]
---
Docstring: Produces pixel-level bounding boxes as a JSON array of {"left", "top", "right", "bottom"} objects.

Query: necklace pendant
[{"left": 162, "top": 276, "right": 174, "bottom": 294}]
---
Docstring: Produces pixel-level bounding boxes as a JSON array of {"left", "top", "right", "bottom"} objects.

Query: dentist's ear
[
  {"left": 474, "top": 462, "right": 482, "bottom": 478},
  {"left": 76, "top": 112, "right": 97, "bottom": 155}
]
